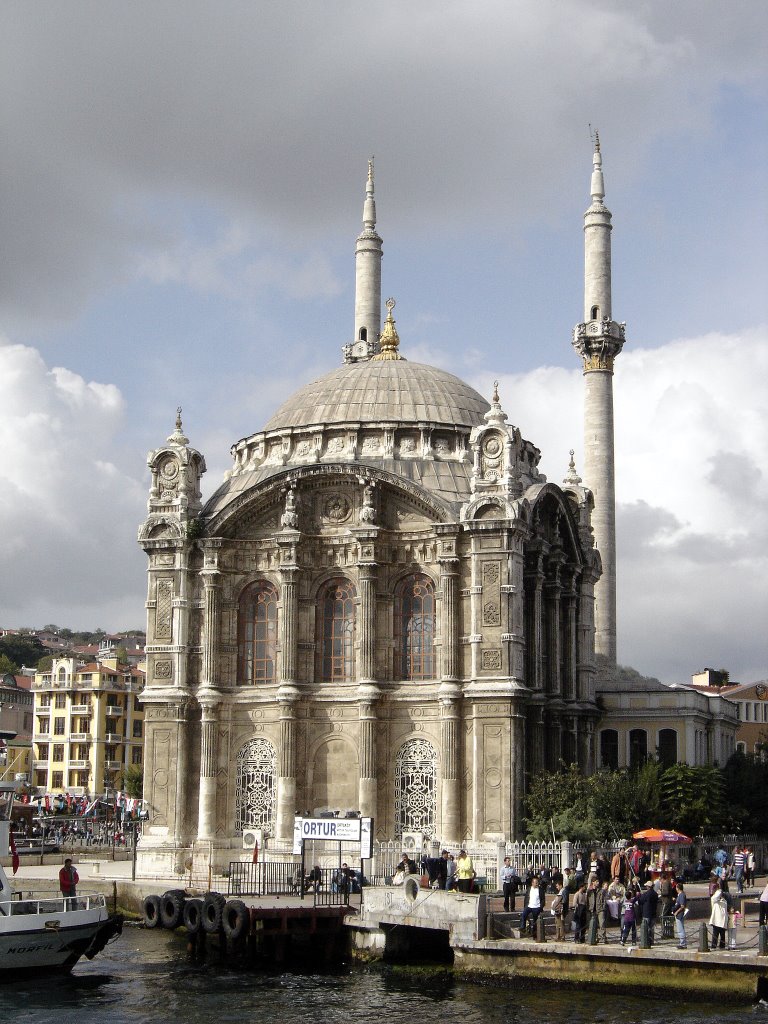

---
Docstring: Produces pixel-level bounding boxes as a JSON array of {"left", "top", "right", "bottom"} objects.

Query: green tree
[
  {"left": 659, "top": 763, "right": 726, "bottom": 836},
  {"left": 0, "top": 654, "right": 18, "bottom": 675},
  {"left": 121, "top": 764, "right": 144, "bottom": 799},
  {"left": 0, "top": 634, "right": 46, "bottom": 670},
  {"left": 115, "top": 645, "right": 128, "bottom": 665}
]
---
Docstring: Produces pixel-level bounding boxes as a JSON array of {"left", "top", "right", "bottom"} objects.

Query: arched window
[
  {"left": 658, "top": 728, "right": 678, "bottom": 768},
  {"left": 600, "top": 729, "right": 619, "bottom": 769},
  {"left": 238, "top": 581, "right": 278, "bottom": 685},
  {"left": 318, "top": 578, "right": 356, "bottom": 682},
  {"left": 235, "top": 739, "right": 276, "bottom": 835},
  {"left": 629, "top": 728, "right": 648, "bottom": 769},
  {"left": 359, "top": 327, "right": 367, "bottom": 341},
  {"left": 395, "top": 739, "right": 437, "bottom": 838},
  {"left": 395, "top": 574, "right": 436, "bottom": 680}
]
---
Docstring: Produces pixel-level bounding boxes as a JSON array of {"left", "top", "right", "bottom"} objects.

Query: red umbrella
[{"left": 633, "top": 828, "right": 691, "bottom": 843}]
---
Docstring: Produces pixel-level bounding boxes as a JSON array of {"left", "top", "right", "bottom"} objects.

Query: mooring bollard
[
  {"left": 640, "top": 919, "right": 650, "bottom": 949},
  {"left": 536, "top": 914, "right": 546, "bottom": 943},
  {"left": 588, "top": 914, "right": 598, "bottom": 945},
  {"left": 758, "top": 925, "right": 768, "bottom": 957},
  {"left": 698, "top": 922, "right": 709, "bottom": 953}
]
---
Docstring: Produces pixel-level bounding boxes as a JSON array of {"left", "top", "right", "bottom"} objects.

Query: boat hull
[{"left": 0, "top": 913, "right": 123, "bottom": 977}]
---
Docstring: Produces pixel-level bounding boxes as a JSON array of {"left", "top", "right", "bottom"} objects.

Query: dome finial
[
  {"left": 372, "top": 297, "right": 404, "bottom": 360},
  {"left": 563, "top": 449, "right": 582, "bottom": 486},
  {"left": 168, "top": 406, "right": 189, "bottom": 445}
]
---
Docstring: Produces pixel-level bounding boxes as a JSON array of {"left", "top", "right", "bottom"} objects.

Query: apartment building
[{"left": 32, "top": 657, "right": 145, "bottom": 795}]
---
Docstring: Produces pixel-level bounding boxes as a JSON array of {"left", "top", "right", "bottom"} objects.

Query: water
[{"left": 4, "top": 926, "right": 764, "bottom": 1024}]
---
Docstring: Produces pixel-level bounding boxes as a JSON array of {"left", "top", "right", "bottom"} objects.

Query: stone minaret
[
  {"left": 344, "top": 158, "right": 382, "bottom": 362},
  {"left": 572, "top": 134, "right": 626, "bottom": 664}
]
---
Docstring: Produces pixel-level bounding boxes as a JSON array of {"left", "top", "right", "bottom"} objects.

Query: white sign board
[{"left": 297, "top": 817, "right": 362, "bottom": 841}]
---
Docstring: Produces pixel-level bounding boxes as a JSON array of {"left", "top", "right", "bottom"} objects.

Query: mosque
[{"left": 136, "top": 143, "right": 734, "bottom": 875}]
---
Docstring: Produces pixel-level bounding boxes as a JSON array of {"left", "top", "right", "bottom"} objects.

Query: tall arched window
[
  {"left": 238, "top": 581, "right": 278, "bottom": 685},
  {"left": 658, "top": 728, "right": 678, "bottom": 768},
  {"left": 629, "top": 728, "right": 648, "bottom": 769},
  {"left": 395, "top": 574, "right": 436, "bottom": 680},
  {"left": 235, "top": 739, "right": 276, "bottom": 835},
  {"left": 395, "top": 739, "right": 437, "bottom": 838},
  {"left": 600, "top": 729, "right": 619, "bottom": 769},
  {"left": 318, "top": 578, "right": 356, "bottom": 682}
]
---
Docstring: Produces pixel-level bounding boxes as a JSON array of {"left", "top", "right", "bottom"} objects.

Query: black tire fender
[
  {"left": 143, "top": 894, "right": 162, "bottom": 929},
  {"left": 183, "top": 897, "right": 204, "bottom": 935},
  {"left": 221, "top": 899, "right": 249, "bottom": 941},
  {"left": 159, "top": 890, "right": 185, "bottom": 929},
  {"left": 201, "top": 891, "right": 226, "bottom": 933}
]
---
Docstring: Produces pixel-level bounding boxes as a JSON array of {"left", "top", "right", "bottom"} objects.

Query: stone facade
[{"left": 138, "top": 344, "right": 603, "bottom": 872}]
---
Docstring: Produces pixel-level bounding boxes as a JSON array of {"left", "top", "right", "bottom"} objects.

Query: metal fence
[{"left": 226, "top": 861, "right": 354, "bottom": 906}]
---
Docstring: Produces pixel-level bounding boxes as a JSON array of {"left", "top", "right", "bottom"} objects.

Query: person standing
[
  {"left": 709, "top": 880, "right": 728, "bottom": 949},
  {"left": 638, "top": 880, "right": 660, "bottom": 945},
  {"left": 732, "top": 846, "right": 745, "bottom": 894},
  {"left": 572, "top": 882, "right": 588, "bottom": 942},
  {"left": 456, "top": 850, "right": 474, "bottom": 893},
  {"left": 673, "top": 881, "right": 688, "bottom": 949},
  {"left": 500, "top": 856, "right": 517, "bottom": 912},
  {"left": 59, "top": 857, "right": 79, "bottom": 902},
  {"left": 620, "top": 886, "right": 639, "bottom": 946},
  {"left": 520, "top": 875, "right": 542, "bottom": 935},
  {"left": 745, "top": 848, "right": 755, "bottom": 887},
  {"left": 553, "top": 876, "right": 570, "bottom": 941},
  {"left": 446, "top": 853, "right": 457, "bottom": 891}
]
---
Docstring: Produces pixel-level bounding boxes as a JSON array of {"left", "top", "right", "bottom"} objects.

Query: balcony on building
[
  {"left": 70, "top": 732, "right": 91, "bottom": 741},
  {"left": 68, "top": 760, "right": 90, "bottom": 769},
  {"left": 104, "top": 733, "right": 122, "bottom": 744},
  {"left": 104, "top": 759, "right": 121, "bottom": 771},
  {"left": 71, "top": 703, "right": 90, "bottom": 714}
]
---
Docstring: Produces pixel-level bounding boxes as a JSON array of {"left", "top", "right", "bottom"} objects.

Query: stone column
[
  {"left": 509, "top": 705, "right": 526, "bottom": 839},
  {"left": 439, "top": 557, "right": 460, "bottom": 681},
  {"left": 172, "top": 699, "right": 192, "bottom": 845},
  {"left": 280, "top": 566, "right": 299, "bottom": 683},
  {"left": 201, "top": 567, "right": 221, "bottom": 688},
  {"left": 358, "top": 563, "right": 378, "bottom": 683},
  {"left": 197, "top": 701, "right": 219, "bottom": 841},
  {"left": 439, "top": 690, "right": 461, "bottom": 843},
  {"left": 276, "top": 690, "right": 298, "bottom": 840},
  {"left": 357, "top": 696, "right": 378, "bottom": 820}
]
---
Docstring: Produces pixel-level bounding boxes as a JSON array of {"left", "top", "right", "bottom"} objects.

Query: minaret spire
[
  {"left": 572, "top": 135, "right": 627, "bottom": 665},
  {"left": 344, "top": 158, "right": 383, "bottom": 363}
]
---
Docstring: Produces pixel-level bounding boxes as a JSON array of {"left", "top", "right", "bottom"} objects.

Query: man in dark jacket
[{"left": 638, "top": 880, "right": 660, "bottom": 944}]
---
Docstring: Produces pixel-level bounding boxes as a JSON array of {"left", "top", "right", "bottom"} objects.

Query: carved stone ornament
[
  {"left": 280, "top": 486, "right": 299, "bottom": 529},
  {"left": 323, "top": 494, "right": 352, "bottom": 523},
  {"left": 482, "top": 649, "right": 502, "bottom": 671},
  {"left": 482, "top": 601, "right": 501, "bottom": 626},
  {"left": 154, "top": 660, "right": 173, "bottom": 680}
]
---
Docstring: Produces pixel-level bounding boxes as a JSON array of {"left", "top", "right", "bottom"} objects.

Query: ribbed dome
[{"left": 264, "top": 359, "right": 489, "bottom": 431}]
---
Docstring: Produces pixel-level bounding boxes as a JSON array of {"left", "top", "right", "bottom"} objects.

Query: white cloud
[
  {"left": 0, "top": 337, "right": 146, "bottom": 629},
  {"left": 473, "top": 327, "right": 768, "bottom": 683}
]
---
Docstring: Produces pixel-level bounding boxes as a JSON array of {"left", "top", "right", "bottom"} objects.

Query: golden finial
[
  {"left": 176, "top": 406, "right": 183, "bottom": 432},
  {"left": 492, "top": 380, "right": 500, "bottom": 404},
  {"left": 372, "top": 297, "right": 404, "bottom": 361}
]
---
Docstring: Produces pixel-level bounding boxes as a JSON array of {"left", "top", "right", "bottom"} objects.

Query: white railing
[{"left": 0, "top": 892, "right": 107, "bottom": 916}]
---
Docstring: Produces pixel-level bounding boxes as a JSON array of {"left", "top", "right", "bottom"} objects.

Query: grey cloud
[{"left": 2, "top": 0, "right": 763, "bottom": 323}]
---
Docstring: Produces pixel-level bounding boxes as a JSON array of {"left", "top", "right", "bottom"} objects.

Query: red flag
[{"left": 9, "top": 832, "right": 19, "bottom": 875}]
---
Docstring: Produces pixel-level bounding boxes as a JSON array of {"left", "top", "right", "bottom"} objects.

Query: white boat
[{"left": 0, "top": 784, "right": 122, "bottom": 976}]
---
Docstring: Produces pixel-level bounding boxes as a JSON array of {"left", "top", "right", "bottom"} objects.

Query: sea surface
[{"left": 5, "top": 925, "right": 766, "bottom": 1024}]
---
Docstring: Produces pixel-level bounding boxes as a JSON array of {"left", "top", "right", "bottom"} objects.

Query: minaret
[
  {"left": 344, "top": 158, "right": 382, "bottom": 362},
  {"left": 572, "top": 134, "right": 626, "bottom": 664}
]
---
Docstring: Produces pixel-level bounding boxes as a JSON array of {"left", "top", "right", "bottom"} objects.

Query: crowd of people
[{"left": 494, "top": 842, "right": 764, "bottom": 951}]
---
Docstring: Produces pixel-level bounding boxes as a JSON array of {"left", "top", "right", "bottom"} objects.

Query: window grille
[
  {"left": 395, "top": 738, "right": 437, "bottom": 838},
  {"left": 235, "top": 738, "right": 276, "bottom": 835}
]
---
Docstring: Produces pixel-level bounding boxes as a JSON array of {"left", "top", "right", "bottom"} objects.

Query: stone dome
[{"left": 264, "top": 359, "right": 489, "bottom": 432}]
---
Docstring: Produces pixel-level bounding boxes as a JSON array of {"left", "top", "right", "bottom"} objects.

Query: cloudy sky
[{"left": 1, "top": 1, "right": 766, "bottom": 684}]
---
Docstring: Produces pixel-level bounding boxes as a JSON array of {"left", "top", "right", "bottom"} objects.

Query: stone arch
[
  {"left": 308, "top": 734, "right": 360, "bottom": 814},
  {"left": 235, "top": 737, "right": 277, "bottom": 835}
]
